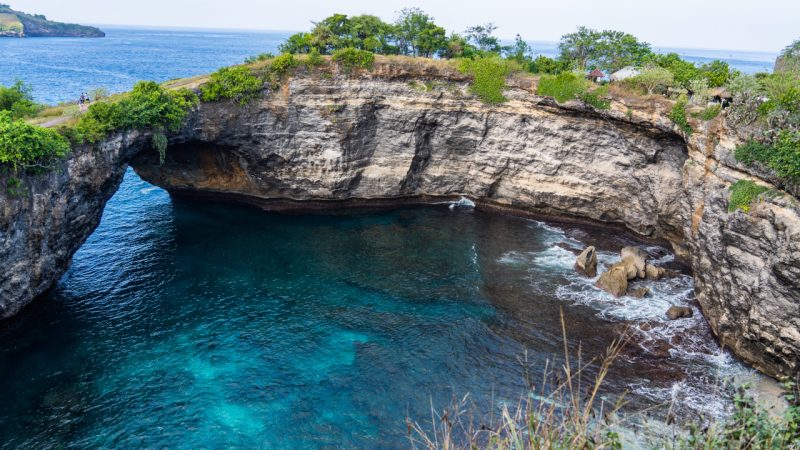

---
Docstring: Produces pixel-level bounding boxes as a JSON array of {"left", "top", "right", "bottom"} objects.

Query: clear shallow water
[{"left": 0, "top": 170, "right": 757, "bottom": 448}]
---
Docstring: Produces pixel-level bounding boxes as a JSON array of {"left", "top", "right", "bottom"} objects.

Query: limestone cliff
[{"left": 1, "top": 67, "right": 798, "bottom": 377}]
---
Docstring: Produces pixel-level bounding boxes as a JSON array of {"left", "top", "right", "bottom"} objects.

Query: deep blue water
[{"left": 0, "top": 28, "right": 772, "bottom": 447}]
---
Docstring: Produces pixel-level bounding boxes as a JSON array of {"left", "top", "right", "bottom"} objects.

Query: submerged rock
[
  {"left": 629, "top": 287, "right": 650, "bottom": 298},
  {"left": 666, "top": 306, "right": 693, "bottom": 320},
  {"left": 596, "top": 263, "right": 629, "bottom": 297},
  {"left": 575, "top": 246, "right": 597, "bottom": 278}
]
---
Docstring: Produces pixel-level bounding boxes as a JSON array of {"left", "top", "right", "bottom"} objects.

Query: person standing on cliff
[{"left": 79, "top": 93, "right": 86, "bottom": 111}]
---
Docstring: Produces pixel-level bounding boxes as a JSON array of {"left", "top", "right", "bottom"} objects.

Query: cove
[{"left": 0, "top": 170, "right": 752, "bottom": 448}]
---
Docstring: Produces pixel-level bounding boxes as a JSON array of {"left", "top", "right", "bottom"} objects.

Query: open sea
[{"left": 0, "top": 27, "right": 779, "bottom": 448}]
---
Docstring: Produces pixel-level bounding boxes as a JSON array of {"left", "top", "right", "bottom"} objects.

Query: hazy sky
[{"left": 9, "top": 0, "right": 799, "bottom": 52}]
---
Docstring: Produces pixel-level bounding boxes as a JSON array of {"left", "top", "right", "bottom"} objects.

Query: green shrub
[
  {"left": 270, "top": 52, "right": 298, "bottom": 76},
  {"left": 0, "top": 111, "right": 70, "bottom": 170},
  {"left": 332, "top": 48, "right": 375, "bottom": 74},
  {"left": 691, "top": 104, "right": 721, "bottom": 121},
  {"left": 578, "top": 85, "right": 611, "bottom": 110},
  {"left": 734, "top": 133, "right": 800, "bottom": 184},
  {"left": 728, "top": 180, "right": 770, "bottom": 212},
  {"left": 244, "top": 53, "right": 274, "bottom": 64},
  {"left": 68, "top": 81, "right": 197, "bottom": 146},
  {"left": 458, "top": 56, "right": 517, "bottom": 104},
  {"left": 0, "top": 80, "right": 43, "bottom": 119},
  {"left": 200, "top": 66, "right": 263, "bottom": 105},
  {"left": 537, "top": 72, "right": 590, "bottom": 103},
  {"left": 669, "top": 97, "right": 693, "bottom": 135},
  {"left": 771, "top": 131, "right": 800, "bottom": 182},
  {"left": 734, "top": 139, "right": 772, "bottom": 166},
  {"left": 305, "top": 48, "right": 324, "bottom": 68}
]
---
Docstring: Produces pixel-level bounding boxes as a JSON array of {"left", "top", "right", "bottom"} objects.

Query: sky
[{"left": 7, "top": 0, "right": 799, "bottom": 52}]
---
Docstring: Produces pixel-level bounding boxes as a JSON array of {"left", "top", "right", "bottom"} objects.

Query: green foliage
[
  {"left": 537, "top": 72, "right": 590, "bottom": 103},
  {"left": 280, "top": 13, "right": 397, "bottom": 55},
  {"left": 669, "top": 96, "right": 693, "bottom": 135},
  {"left": 69, "top": 81, "right": 197, "bottom": 145},
  {"left": 531, "top": 55, "right": 566, "bottom": 74},
  {"left": 505, "top": 34, "right": 533, "bottom": 68},
  {"left": 200, "top": 66, "right": 263, "bottom": 105},
  {"left": 648, "top": 52, "right": 701, "bottom": 89},
  {"left": 270, "top": 52, "right": 298, "bottom": 76},
  {"left": 700, "top": 59, "right": 738, "bottom": 87},
  {"left": 332, "top": 48, "right": 375, "bottom": 74},
  {"left": 683, "top": 384, "right": 800, "bottom": 447},
  {"left": 735, "top": 133, "right": 800, "bottom": 185},
  {"left": 627, "top": 67, "right": 674, "bottom": 94},
  {"left": 244, "top": 53, "right": 274, "bottom": 64},
  {"left": 458, "top": 56, "right": 517, "bottom": 104},
  {"left": 464, "top": 23, "right": 504, "bottom": 54},
  {"left": 728, "top": 180, "right": 771, "bottom": 212},
  {"left": 0, "top": 111, "right": 70, "bottom": 171},
  {"left": 152, "top": 131, "right": 167, "bottom": 165},
  {"left": 578, "top": 85, "right": 611, "bottom": 110},
  {"left": 305, "top": 48, "right": 324, "bottom": 68},
  {"left": 394, "top": 8, "right": 446, "bottom": 57},
  {"left": 439, "top": 33, "right": 477, "bottom": 59},
  {"left": 776, "top": 38, "right": 800, "bottom": 74},
  {"left": 693, "top": 104, "right": 721, "bottom": 120},
  {"left": 0, "top": 80, "right": 43, "bottom": 119},
  {"left": 558, "top": 26, "right": 652, "bottom": 72},
  {"left": 734, "top": 139, "right": 773, "bottom": 166}
]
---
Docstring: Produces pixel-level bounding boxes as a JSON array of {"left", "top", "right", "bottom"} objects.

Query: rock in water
[
  {"left": 629, "top": 287, "right": 650, "bottom": 298},
  {"left": 645, "top": 263, "right": 666, "bottom": 280},
  {"left": 596, "top": 263, "right": 629, "bottom": 297},
  {"left": 621, "top": 247, "right": 648, "bottom": 279},
  {"left": 575, "top": 246, "right": 597, "bottom": 277},
  {"left": 666, "top": 306, "right": 693, "bottom": 320}
]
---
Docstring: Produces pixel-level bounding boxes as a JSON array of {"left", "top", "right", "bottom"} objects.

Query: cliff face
[
  {"left": 1, "top": 72, "right": 799, "bottom": 377},
  {"left": 0, "top": 132, "right": 144, "bottom": 317}
]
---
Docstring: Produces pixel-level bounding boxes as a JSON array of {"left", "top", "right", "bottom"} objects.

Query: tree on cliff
[
  {"left": 394, "top": 8, "right": 446, "bottom": 57},
  {"left": 558, "top": 27, "right": 651, "bottom": 73},
  {"left": 776, "top": 39, "right": 800, "bottom": 75}
]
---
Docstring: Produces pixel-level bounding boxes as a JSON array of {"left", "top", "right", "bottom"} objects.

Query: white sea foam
[
  {"left": 497, "top": 218, "right": 760, "bottom": 421},
  {"left": 448, "top": 196, "right": 476, "bottom": 210}
]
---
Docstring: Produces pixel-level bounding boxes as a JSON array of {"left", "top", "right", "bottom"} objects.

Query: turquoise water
[
  {"left": 0, "top": 170, "right": 753, "bottom": 448},
  {"left": 0, "top": 28, "right": 771, "bottom": 447}
]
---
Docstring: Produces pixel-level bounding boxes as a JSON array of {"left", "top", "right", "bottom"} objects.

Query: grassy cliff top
[{"left": 0, "top": 4, "right": 104, "bottom": 37}]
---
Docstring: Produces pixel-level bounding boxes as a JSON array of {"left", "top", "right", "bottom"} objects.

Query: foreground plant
[{"left": 407, "top": 311, "right": 627, "bottom": 449}]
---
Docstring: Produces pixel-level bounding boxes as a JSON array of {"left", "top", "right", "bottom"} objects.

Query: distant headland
[{"left": 0, "top": 3, "right": 104, "bottom": 37}]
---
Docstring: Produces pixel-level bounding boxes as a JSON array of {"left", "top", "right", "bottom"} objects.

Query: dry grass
[
  {"left": 0, "top": 13, "right": 22, "bottom": 33},
  {"left": 407, "top": 310, "right": 629, "bottom": 450}
]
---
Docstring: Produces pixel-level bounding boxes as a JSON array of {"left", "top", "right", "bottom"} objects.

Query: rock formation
[
  {"left": 1, "top": 66, "right": 799, "bottom": 377},
  {"left": 575, "top": 246, "right": 597, "bottom": 278}
]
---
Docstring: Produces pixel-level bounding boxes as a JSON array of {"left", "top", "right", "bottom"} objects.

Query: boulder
[
  {"left": 666, "top": 306, "right": 693, "bottom": 320},
  {"left": 575, "top": 246, "right": 597, "bottom": 277},
  {"left": 596, "top": 263, "right": 629, "bottom": 297},
  {"left": 621, "top": 246, "right": 648, "bottom": 279},
  {"left": 645, "top": 264, "right": 666, "bottom": 280},
  {"left": 620, "top": 258, "right": 639, "bottom": 280},
  {"left": 628, "top": 287, "right": 650, "bottom": 298}
]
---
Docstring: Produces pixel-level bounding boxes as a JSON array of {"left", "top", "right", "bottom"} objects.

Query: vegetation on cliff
[
  {"left": 0, "top": 111, "right": 69, "bottom": 171},
  {"left": 0, "top": 4, "right": 104, "bottom": 38}
]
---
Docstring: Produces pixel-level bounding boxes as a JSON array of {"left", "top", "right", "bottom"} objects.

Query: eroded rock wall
[
  {"left": 2, "top": 73, "right": 799, "bottom": 377},
  {"left": 0, "top": 132, "right": 146, "bottom": 318}
]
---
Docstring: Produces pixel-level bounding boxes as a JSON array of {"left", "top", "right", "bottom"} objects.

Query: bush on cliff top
[
  {"left": 332, "top": 48, "right": 375, "bottom": 74},
  {"left": 200, "top": 66, "right": 263, "bottom": 105},
  {"left": 0, "top": 111, "right": 70, "bottom": 171},
  {"left": 66, "top": 81, "right": 197, "bottom": 146},
  {"left": 537, "top": 72, "right": 590, "bottom": 103},
  {"left": 458, "top": 55, "right": 517, "bottom": 104}
]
